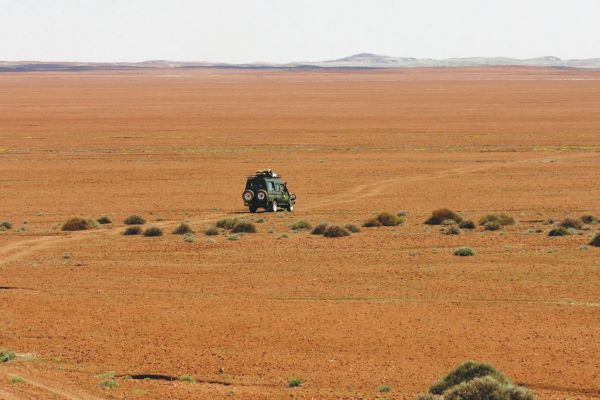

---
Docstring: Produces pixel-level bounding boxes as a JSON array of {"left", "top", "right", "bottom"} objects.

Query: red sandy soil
[{"left": 0, "top": 67, "right": 599, "bottom": 399}]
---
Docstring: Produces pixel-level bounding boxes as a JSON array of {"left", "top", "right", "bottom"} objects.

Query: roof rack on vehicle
[{"left": 254, "top": 169, "right": 279, "bottom": 178}]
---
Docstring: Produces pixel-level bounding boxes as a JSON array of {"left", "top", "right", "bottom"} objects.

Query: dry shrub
[
  {"left": 143, "top": 227, "right": 163, "bottom": 237},
  {"left": 483, "top": 221, "right": 502, "bottom": 231},
  {"left": 123, "top": 226, "right": 142, "bottom": 235},
  {"left": 376, "top": 212, "right": 404, "bottom": 226},
  {"left": 204, "top": 227, "right": 219, "bottom": 236},
  {"left": 443, "top": 226, "right": 461, "bottom": 235},
  {"left": 458, "top": 220, "right": 476, "bottom": 229},
  {"left": 548, "top": 227, "right": 569, "bottom": 237},
  {"left": 344, "top": 224, "right": 361, "bottom": 233},
  {"left": 580, "top": 214, "right": 598, "bottom": 224},
  {"left": 173, "top": 223, "right": 194, "bottom": 235},
  {"left": 588, "top": 233, "right": 600, "bottom": 247},
  {"left": 97, "top": 216, "right": 112, "bottom": 224},
  {"left": 362, "top": 218, "right": 382, "bottom": 228},
  {"left": 0, "top": 221, "right": 12, "bottom": 230},
  {"left": 426, "top": 209, "right": 463, "bottom": 225},
  {"left": 216, "top": 218, "right": 238, "bottom": 230},
  {"left": 291, "top": 220, "right": 312, "bottom": 230},
  {"left": 124, "top": 215, "right": 146, "bottom": 225},
  {"left": 311, "top": 222, "right": 329, "bottom": 235},
  {"left": 558, "top": 218, "right": 584, "bottom": 230},
  {"left": 453, "top": 247, "right": 475, "bottom": 257},
  {"left": 323, "top": 225, "right": 350, "bottom": 238},
  {"left": 62, "top": 218, "right": 98, "bottom": 231},
  {"left": 479, "top": 213, "right": 515, "bottom": 226},
  {"left": 444, "top": 376, "right": 534, "bottom": 400},
  {"left": 231, "top": 221, "right": 256, "bottom": 233}
]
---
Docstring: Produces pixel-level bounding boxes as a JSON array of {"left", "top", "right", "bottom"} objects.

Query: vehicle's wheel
[
  {"left": 271, "top": 202, "right": 278, "bottom": 213},
  {"left": 249, "top": 205, "right": 257, "bottom": 213},
  {"left": 288, "top": 203, "right": 295, "bottom": 212},
  {"left": 256, "top": 190, "right": 267, "bottom": 201},
  {"left": 243, "top": 190, "right": 254, "bottom": 202}
]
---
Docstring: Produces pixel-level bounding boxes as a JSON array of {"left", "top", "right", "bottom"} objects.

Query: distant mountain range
[{"left": 2, "top": 53, "right": 600, "bottom": 72}]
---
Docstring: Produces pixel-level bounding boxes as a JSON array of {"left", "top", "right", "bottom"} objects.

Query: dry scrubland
[{"left": 0, "top": 68, "right": 599, "bottom": 399}]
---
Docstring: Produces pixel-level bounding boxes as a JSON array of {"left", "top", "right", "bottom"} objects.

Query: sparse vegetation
[
  {"left": 479, "top": 213, "right": 515, "bottom": 226},
  {"left": 124, "top": 215, "right": 146, "bottom": 225},
  {"left": 323, "top": 225, "right": 351, "bottom": 238},
  {"left": 288, "top": 377, "right": 304, "bottom": 388},
  {"left": 397, "top": 210, "right": 408, "bottom": 217},
  {"left": 0, "top": 221, "right": 13, "bottom": 230},
  {"left": 97, "top": 216, "right": 112, "bottom": 224},
  {"left": 444, "top": 376, "right": 534, "bottom": 400},
  {"left": 483, "top": 220, "right": 502, "bottom": 231},
  {"left": 426, "top": 208, "right": 463, "bottom": 225},
  {"left": 376, "top": 212, "right": 404, "bottom": 226},
  {"left": 558, "top": 217, "right": 584, "bottom": 230},
  {"left": 311, "top": 222, "right": 329, "bottom": 235},
  {"left": 453, "top": 247, "right": 476, "bottom": 257},
  {"left": 344, "top": 224, "right": 361, "bottom": 233},
  {"left": 376, "top": 384, "right": 392, "bottom": 393},
  {"left": 204, "top": 226, "right": 219, "bottom": 236},
  {"left": 123, "top": 226, "right": 142, "bottom": 235},
  {"left": 441, "top": 219, "right": 457, "bottom": 226},
  {"left": 173, "top": 223, "right": 194, "bottom": 235},
  {"left": 291, "top": 219, "right": 312, "bottom": 230},
  {"left": 99, "top": 379, "right": 118, "bottom": 389},
  {"left": 216, "top": 218, "right": 238, "bottom": 230},
  {"left": 458, "top": 220, "right": 475, "bottom": 229},
  {"left": 178, "top": 375, "right": 195, "bottom": 382},
  {"left": 231, "top": 221, "right": 257, "bottom": 233},
  {"left": 61, "top": 218, "right": 98, "bottom": 231},
  {"left": 183, "top": 233, "right": 196, "bottom": 243},
  {"left": 548, "top": 227, "right": 569, "bottom": 237},
  {"left": 362, "top": 218, "right": 382, "bottom": 228},
  {"left": 277, "top": 233, "right": 288, "bottom": 240},
  {"left": 0, "top": 350, "right": 16, "bottom": 363},
  {"left": 10, "top": 375, "right": 24, "bottom": 384},
  {"left": 443, "top": 226, "right": 461, "bottom": 235},
  {"left": 228, "top": 234, "right": 240, "bottom": 241},
  {"left": 589, "top": 233, "right": 600, "bottom": 247},
  {"left": 143, "top": 226, "right": 163, "bottom": 237}
]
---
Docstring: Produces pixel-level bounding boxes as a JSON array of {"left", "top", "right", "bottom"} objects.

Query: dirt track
[{"left": 0, "top": 67, "right": 599, "bottom": 399}]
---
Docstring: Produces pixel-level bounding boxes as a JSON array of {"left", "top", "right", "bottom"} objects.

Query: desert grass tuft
[
  {"left": 443, "top": 226, "right": 461, "bottom": 235},
  {"left": 344, "top": 224, "right": 361, "bottom": 233},
  {"left": 453, "top": 247, "right": 476, "bottom": 257},
  {"left": 311, "top": 222, "right": 329, "bottom": 235},
  {"left": 96, "top": 216, "right": 112, "bottom": 224},
  {"left": 323, "top": 225, "right": 351, "bottom": 238},
  {"left": 589, "top": 233, "right": 600, "bottom": 247},
  {"left": 291, "top": 220, "right": 312, "bottom": 230},
  {"left": 287, "top": 378, "right": 304, "bottom": 388},
  {"left": 429, "top": 361, "right": 508, "bottom": 394},
  {"left": 376, "top": 212, "right": 404, "bottom": 226},
  {"left": 231, "top": 221, "right": 257, "bottom": 233},
  {"left": 458, "top": 220, "right": 476, "bottom": 229},
  {"left": 124, "top": 215, "right": 146, "bottom": 225},
  {"left": 0, "top": 350, "right": 16, "bottom": 363},
  {"left": 479, "top": 213, "right": 515, "bottom": 226},
  {"left": 173, "top": 223, "right": 194, "bottom": 235},
  {"left": 143, "top": 226, "right": 163, "bottom": 237},
  {"left": 216, "top": 218, "right": 238, "bottom": 230},
  {"left": 204, "top": 226, "right": 219, "bottom": 236},
  {"left": 123, "top": 226, "right": 142, "bottom": 235},
  {"left": 558, "top": 217, "right": 584, "bottom": 230},
  {"left": 61, "top": 218, "right": 98, "bottom": 231},
  {"left": 362, "top": 218, "right": 382, "bottom": 228},
  {"left": 483, "top": 220, "right": 502, "bottom": 231},
  {"left": 581, "top": 214, "right": 598, "bottom": 224},
  {"left": 548, "top": 227, "right": 569, "bottom": 237}
]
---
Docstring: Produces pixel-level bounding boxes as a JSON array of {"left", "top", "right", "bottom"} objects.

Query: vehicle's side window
[{"left": 268, "top": 181, "right": 274, "bottom": 191}]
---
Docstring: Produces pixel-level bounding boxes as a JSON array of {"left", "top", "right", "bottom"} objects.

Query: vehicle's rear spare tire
[
  {"left": 256, "top": 190, "right": 267, "bottom": 201},
  {"left": 243, "top": 190, "right": 254, "bottom": 202}
]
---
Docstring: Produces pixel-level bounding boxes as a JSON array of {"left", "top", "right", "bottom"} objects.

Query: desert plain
[{"left": 0, "top": 67, "right": 599, "bottom": 399}]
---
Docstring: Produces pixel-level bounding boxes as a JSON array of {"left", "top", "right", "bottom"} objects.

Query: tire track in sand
[
  {"left": 0, "top": 369, "right": 105, "bottom": 400},
  {"left": 0, "top": 152, "right": 597, "bottom": 267}
]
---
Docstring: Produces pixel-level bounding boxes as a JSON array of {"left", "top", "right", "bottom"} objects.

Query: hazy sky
[{"left": 1, "top": 0, "right": 599, "bottom": 63}]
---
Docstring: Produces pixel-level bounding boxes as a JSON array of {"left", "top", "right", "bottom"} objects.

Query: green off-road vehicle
[{"left": 242, "top": 169, "right": 296, "bottom": 213}]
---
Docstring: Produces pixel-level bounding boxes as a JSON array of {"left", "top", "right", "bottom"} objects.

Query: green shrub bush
[
  {"left": 458, "top": 220, "right": 476, "bottom": 229},
  {"left": 444, "top": 376, "right": 534, "bottom": 400},
  {"left": 426, "top": 209, "right": 463, "bottom": 225},
  {"left": 291, "top": 220, "right": 312, "bottom": 230},
  {"left": 123, "top": 226, "right": 142, "bottom": 235},
  {"left": 483, "top": 220, "right": 502, "bottom": 231},
  {"left": 231, "top": 221, "right": 256, "bottom": 233},
  {"left": 97, "top": 216, "right": 112, "bottom": 224},
  {"left": 124, "top": 215, "right": 146, "bottom": 225},
  {"left": 429, "top": 361, "right": 508, "bottom": 395},
  {"left": 0, "top": 350, "right": 16, "bottom": 363},
  {"left": 453, "top": 247, "right": 476, "bottom": 257},
  {"left": 173, "top": 223, "right": 194, "bottom": 235},
  {"left": 143, "top": 227, "right": 163, "bottom": 237},
  {"left": 479, "top": 213, "right": 515, "bottom": 226},
  {"left": 376, "top": 212, "right": 404, "bottom": 226},
  {"left": 311, "top": 222, "right": 329, "bottom": 235},
  {"left": 61, "top": 218, "right": 98, "bottom": 231},
  {"left": 323, "top": 225, "right": 351, "bottom": 238},
  {"left": 288, "top": 378, "right": 304, "bottom": 388}
]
